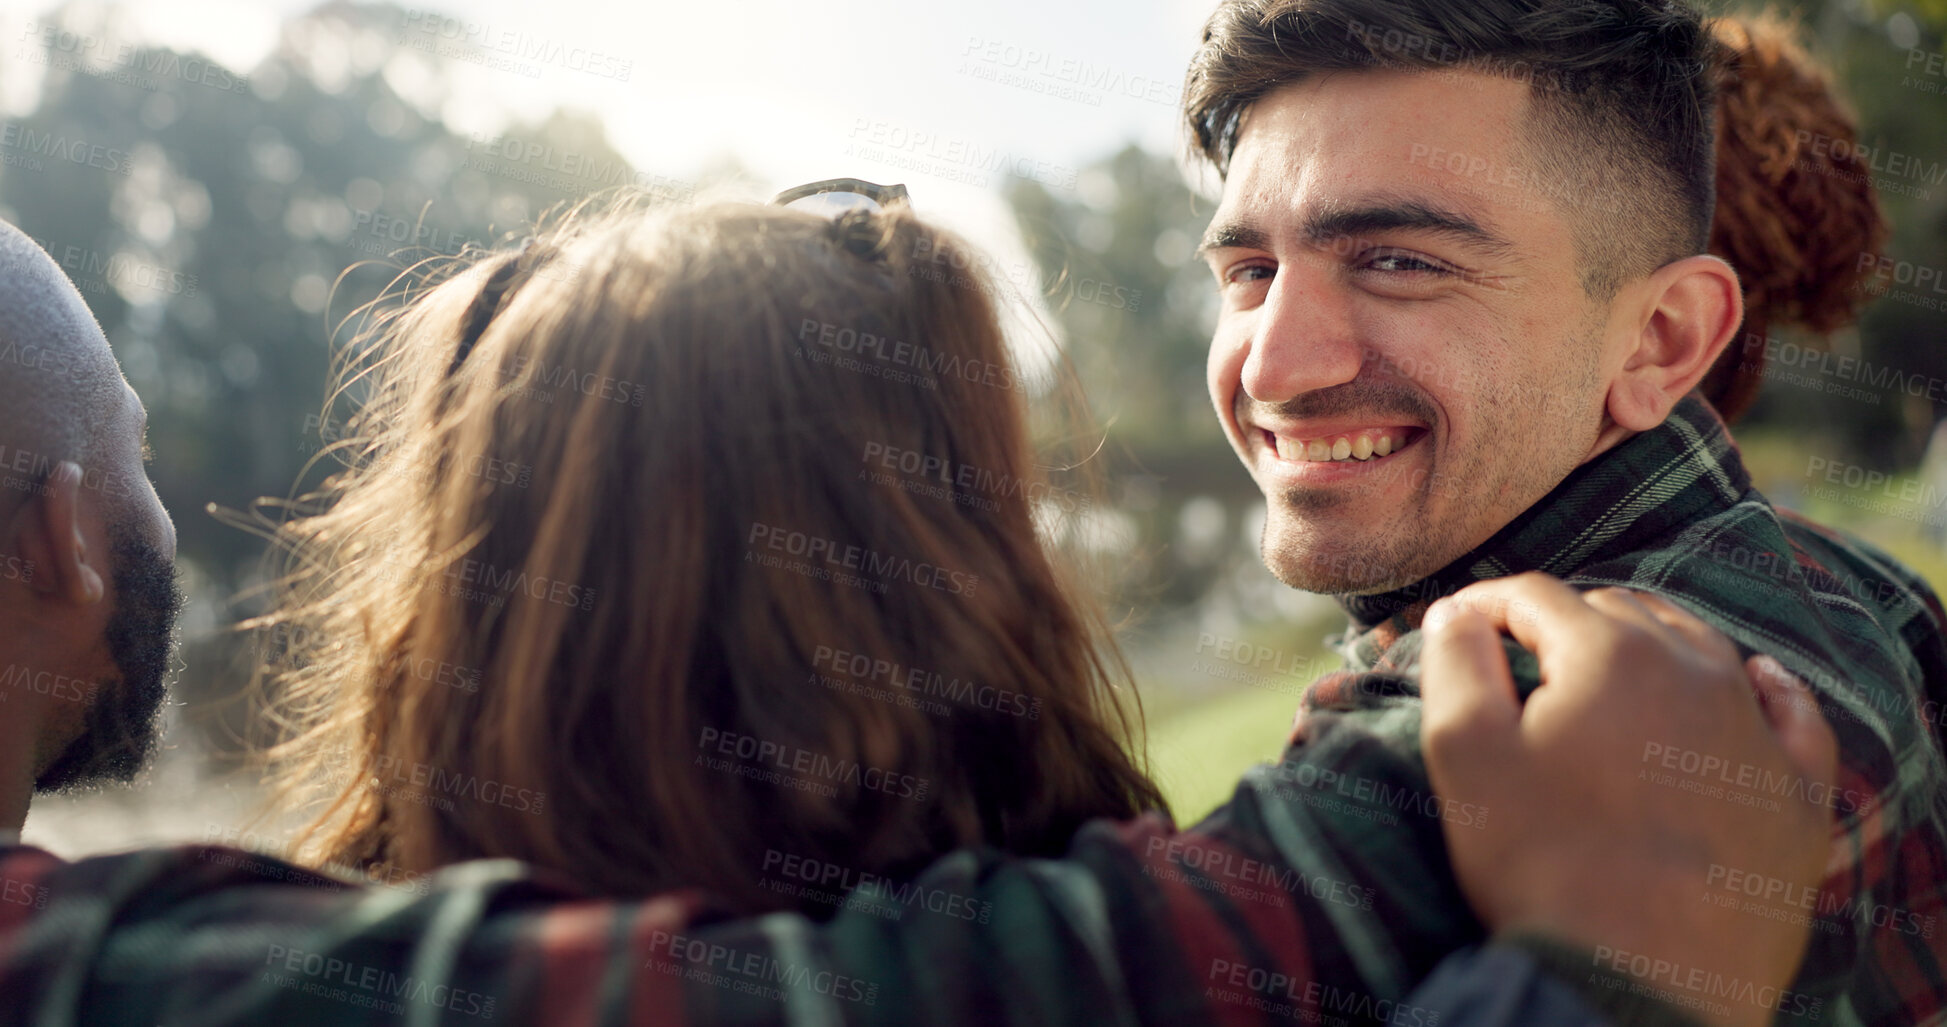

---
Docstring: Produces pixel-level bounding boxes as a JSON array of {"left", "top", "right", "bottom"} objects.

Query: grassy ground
[
  {"left": 1142, "top": 682, "right": 1319, "bottom": 826},
  {"left": 1138, "top": 430, "right": 1947, "bottom": 823}
]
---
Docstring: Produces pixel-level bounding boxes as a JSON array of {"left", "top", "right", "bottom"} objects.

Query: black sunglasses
[
  {"left": 773, "top": 178, "right": 910, "bottom": 217},
  {"left": 450, "top": 180, "right": 912, "bottom": 376}
]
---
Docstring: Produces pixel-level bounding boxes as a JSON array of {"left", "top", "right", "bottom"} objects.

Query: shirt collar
[{"left": 1337, "top": 393, "right": 1751, "bottom": 632}]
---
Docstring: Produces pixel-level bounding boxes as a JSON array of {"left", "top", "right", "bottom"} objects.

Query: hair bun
[
  {"left": 1701, "top": 14, "right": 1890, "bottom": 422},
  {"left": 826, "top": 210, "right": 890, "bottom": 262}
]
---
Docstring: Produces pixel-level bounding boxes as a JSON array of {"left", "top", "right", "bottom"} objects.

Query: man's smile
[{"left": 1244, "top": 412, "right": 1434, "bottom": 486}]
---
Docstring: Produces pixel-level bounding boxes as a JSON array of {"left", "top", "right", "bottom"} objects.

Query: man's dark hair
[{"left": 1184, "top": 0, "right": 1725, "bottom": 299}]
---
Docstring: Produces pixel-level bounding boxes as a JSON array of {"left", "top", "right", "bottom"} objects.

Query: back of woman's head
[
  {"left": 1699, "top": 12, "right": 1889, "bottom": 422},
  {"left": 260, "top": 192, "right": 1164, "bottom": 910}
]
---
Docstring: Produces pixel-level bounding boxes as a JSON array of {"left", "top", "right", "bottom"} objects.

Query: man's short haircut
[
  {"left": 0, "top": 221, "right": 124, "bottom": 515},
  {"left": 1184, "top": 0, "right": 1725, "bottom": 299}
]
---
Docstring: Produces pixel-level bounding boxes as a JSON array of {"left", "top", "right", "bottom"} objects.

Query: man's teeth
[{"left": 1276, "top": 432, "right": 1400, "bottom": 462}]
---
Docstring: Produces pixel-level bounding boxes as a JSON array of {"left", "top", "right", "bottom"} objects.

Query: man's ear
[
  {"left": 7, "top": 462, "right": 104, "bottom": 606},
  {"left": 1605, "top": 255, "right": 1744, "bottom": 432}
]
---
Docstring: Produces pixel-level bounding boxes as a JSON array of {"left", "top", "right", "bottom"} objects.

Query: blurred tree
[
  {"left": 1006, "top": 146, "right": 1310, "bottom": 624},
  {"left": 0, "top": 0, "right": 666, "bottom": 754}
]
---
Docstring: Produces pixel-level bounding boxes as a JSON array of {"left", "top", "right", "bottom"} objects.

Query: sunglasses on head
[
  {"left": 773, "top": 178, "right": 910, "bottom": 217},
  {"left": 450, "top": 179, "right": 913, "bottom": 375}
]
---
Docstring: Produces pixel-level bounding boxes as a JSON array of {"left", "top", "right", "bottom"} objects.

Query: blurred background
[{"left": 4, "top": 0, "right": 1944, "bottom": 851}]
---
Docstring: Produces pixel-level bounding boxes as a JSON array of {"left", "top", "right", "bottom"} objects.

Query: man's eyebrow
[
  {"left": 1304, "top": 201, "right": 1515, "bottom": 257},
  {"left": 1197, "top": 201, "right": 1518, "bottom": 261},
  {"left": 1196, "top": 222, "right": 1270, "bottom": 258}
]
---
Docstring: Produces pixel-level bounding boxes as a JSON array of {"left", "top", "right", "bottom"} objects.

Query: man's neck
[
  {"left": 1582, "top": 416, "right": 1640, "bottom": 469},
  {"left": 1335, "top": 397, "right": 1742, "bottom": 632}
]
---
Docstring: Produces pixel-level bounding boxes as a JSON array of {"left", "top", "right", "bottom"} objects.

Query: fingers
[
  {"left": 1582, "top": 587, "right": 1680, "bottom": 640},
  {"left": 1420, "top": 606, "right": 1522, "bottom": 786},
  {"left": 1620, "top": 592, "right": 1741, "bottom": 665},
  {"left": 1431, "top": 572, "right": 1600, "bottom": 661},
  {"left": 1746, "top": 655, "right": 1840, "bottom": 805}
]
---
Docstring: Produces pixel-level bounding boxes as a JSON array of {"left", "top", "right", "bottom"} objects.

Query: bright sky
[{"left": 0, "top": 0, "right": 1218, "bottom": 259}]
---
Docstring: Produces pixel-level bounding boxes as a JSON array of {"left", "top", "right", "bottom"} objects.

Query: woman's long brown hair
[{"left": 252, "top": 193, "right": 1166, "bottom": 911}]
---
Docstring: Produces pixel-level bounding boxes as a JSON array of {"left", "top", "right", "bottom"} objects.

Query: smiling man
[
  {"left": 1197, "top": 53, "right": 1723, "bottom": 598},
  {"left": 1182, "top": 0, "right": 1947, "bottom": 1021}
]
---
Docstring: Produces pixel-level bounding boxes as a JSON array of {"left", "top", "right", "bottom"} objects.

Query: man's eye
[
  {"left": 1225, "top": 263, "right": 1275, "bottom": 285},
  {"left": 1366, "top": 253, "right": 1447, "bottom": 274}
]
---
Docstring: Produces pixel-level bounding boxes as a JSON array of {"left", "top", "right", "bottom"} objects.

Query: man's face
[
  {"left": 1202, "top": 71, "right": 1618, "bottom": 595},
  {"left": 35, "top": 382, "right": 181, "bottom": 792}
]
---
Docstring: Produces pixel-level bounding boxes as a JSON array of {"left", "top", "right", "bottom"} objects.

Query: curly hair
[{"left": 1699, "top": 13, "right": 1890, "bottom": 422}]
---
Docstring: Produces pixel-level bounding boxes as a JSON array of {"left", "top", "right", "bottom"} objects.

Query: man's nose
[{"left": 1239, "top": 256, "right": 1364, "bottom": 404}]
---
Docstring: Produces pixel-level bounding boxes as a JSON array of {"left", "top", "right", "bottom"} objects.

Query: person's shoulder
[
  {"left": 0, "top": 841, "right": 62, "bottom": 919},
  {"left": 1776, "top": 507, "right": 1946, "bottom": 631}
]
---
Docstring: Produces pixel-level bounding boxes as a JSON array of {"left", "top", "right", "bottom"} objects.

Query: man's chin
[
  {"left": 33, "top": 674, "right": 166, "bottom": 793},
  {"left": 1260, "top": 521, "right": 1444, "bottom": 596},
  {"left": 35, "top": 527, "right": 183, "bottom": 794}
]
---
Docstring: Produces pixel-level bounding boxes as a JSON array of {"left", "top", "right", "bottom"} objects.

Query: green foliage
[{"left": 0, "top": 2, "right": 656, "bottom": 746}]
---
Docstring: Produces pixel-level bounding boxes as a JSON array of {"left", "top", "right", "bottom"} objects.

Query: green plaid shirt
[{"left": 1, "top": 395, "right": 1941, "bottom": 1026}]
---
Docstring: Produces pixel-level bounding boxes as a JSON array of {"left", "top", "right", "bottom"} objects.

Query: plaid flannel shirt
[{"left": 1, "top": 395, "right": 1940, "bottom": 1026}]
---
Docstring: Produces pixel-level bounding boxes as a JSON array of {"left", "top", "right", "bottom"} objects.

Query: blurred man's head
[
  {"left": 1186, "top": 0, "right": 1742, "bottom": 594},
  {"left": 0, "top": 221, "right": 180, "bottom": 811}
]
